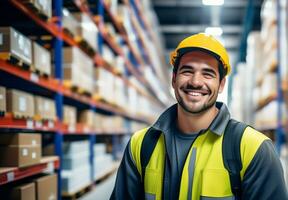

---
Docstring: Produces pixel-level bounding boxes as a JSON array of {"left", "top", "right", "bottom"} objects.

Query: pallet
[
  {"left": 63, "top": 81, "right": 92, "bottom": 97},
  {"left": 34, "top": 68, "right": 50, "bottom": 78},
  {"left": 0, "top": 53, "right": 32, "bottom": 71},
  {"left": 74, "top": 36, "right": 95, "bottom": 56},
  {"left": 63, "top": 28, "right": 75, "bottom": 40},
  {"left": 12, "top": 112, "right": 34, "bottom": 120},
  {"left": 62, "top": 184, "right": 93, "bottom": 200}
]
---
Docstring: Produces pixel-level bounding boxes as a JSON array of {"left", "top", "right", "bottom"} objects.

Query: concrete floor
[{"left": 80, "top": 172, "right": 117, "bottom": 200}]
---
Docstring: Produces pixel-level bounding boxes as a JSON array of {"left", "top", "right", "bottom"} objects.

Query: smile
[{"left": 183, "top": 90, "right": 209, "bottom": 96}]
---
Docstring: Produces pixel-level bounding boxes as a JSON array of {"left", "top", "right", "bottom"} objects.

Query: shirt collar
[{"left": 152, "top": 102, "right": 230, "bottom": 136}]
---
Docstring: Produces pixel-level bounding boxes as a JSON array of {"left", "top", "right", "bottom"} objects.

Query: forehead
[{"left": 179, "top": 51, "right": 219, "bottom": 69}]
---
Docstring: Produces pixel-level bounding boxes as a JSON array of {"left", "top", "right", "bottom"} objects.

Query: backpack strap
[
  {"left": 223, "top": 119, "right": 248, "bottom": 200},
  {"left": 140, "top": 127, "right": 162, "bottom": 182}
]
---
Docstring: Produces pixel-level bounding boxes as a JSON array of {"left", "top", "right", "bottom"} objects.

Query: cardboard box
[
  {"left": 23, "top": 0, "right": 52, "bottom": 19},
  {"left": 34, "top": 174, "right": 57, "bottom": 200},
  {"left": 0, "top": 133, "right": 41, "bottom": 146},
  {"left": 94, "top": 68, "right": 115, "bottom": 103},
  {"left": 6, "top": 89, "right": 35, "bottom": 118},
  {"left": 74, "top": 13, "right": 98, "bottom": 51},
  {"left": 35, "top": 0, "right": 52, "bottom": 19},
  {"left": 63, "top": 141, "right": 89, "bottom": 155},
  {"left": 62, "top": 47, "right": 93, "bottom": 75},
  {"left": 35, "top": 96, "right": 56, "bottom": 121},
  {"left": 63, "top": 152, "right": 90, "bottom": 170},
  {"left": 63, "top": 105, "right": 77, "bottom": 126},
  {"left": 0, "top": 146, "right": 41, "bottom": 167},
  {"left": 0, "top": 27, "right": 32, "bottom": 65},
  {"left": 62, "top": 165, "right": 91, "bottom": 193},
  {"left": 32, "top": 42, "right": 51, "bottom": 76},
  {"left": 62, "top": 8, "right": 79, "bottom": 37},
  {"left": 10, "top": 182, "right": 36, "bottom": 200},
  {"left": 79, "top": 110, "right": 95, "bottom": 128},
  {"left": 0, "top": 86, "right": 6, "bottom": 112},
  {"left": 94, "top": 113, "right": 104, "bottom": 131}
]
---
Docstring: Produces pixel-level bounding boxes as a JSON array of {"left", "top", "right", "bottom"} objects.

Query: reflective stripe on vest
[{"left": 130, "top": 126, "right": 269, "bottom": 200}]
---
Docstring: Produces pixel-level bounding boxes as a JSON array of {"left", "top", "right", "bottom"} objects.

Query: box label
[
  {"left": 30, "top": 73, "right": 39, "bottom": 83},
  {"left": 44, "top": 101, "right": 49, "bottom": 111},
  {"left": 32, "top": 152, "right": 37, "bottom": 159},
  {"left": 68, "top": 125, "right": 75, "bottom": 133},
  {"left": 44, "top": 161, "right": 54, "bottom": 173},
  {"left": 22, "top": 148, "right": 28, "bottom": 156},
  {"left": 32, "top": 139, "right": 37, "bottom": 146},
  {"left": 26, "top": 120, "right": 34, "bottom": 129},
  {"left": 35, "top": 121, "right": 43, "bottom": 128},
  {"left": 48, "top": 194, "right": 56, "bottom": 200},
  {"left": 7, "top": 172, "right": 14, "bottom": 182},
  {"left": 19, "top": 97, "right": 27, "bottom": 112},
  {"left": 48, "top": 121, "right": 54, "bottom": 128}
]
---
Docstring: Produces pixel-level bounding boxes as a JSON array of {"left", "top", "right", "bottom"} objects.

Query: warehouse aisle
[{"left": 80, "top": 172, "right": 117, "bottom": 200}]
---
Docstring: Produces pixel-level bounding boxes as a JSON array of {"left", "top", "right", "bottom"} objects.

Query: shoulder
[
  {"left": 240, "top": 126, "right": 271, "bottom": 178},
  {"left": 130, "top": 127, "right": 150, "bottom": 150},
  {"left": 129, "top": 127, "right": 150, "bottom": 174}
]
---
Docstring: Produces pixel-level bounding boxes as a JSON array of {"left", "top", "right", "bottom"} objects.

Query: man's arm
[
  {"left": 110, "top": 140, "right": 143, "bottom": 200},
  {"left": 241, "top": 140, "right": 288, "bottom": 200}
]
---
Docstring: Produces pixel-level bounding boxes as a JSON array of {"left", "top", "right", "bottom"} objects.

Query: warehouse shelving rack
[
  {"left": 0, "top": 0, "right": 168, "bottom": 199},
  {"left": 229, "top": 0, "right": 287, "bottom": 152}
]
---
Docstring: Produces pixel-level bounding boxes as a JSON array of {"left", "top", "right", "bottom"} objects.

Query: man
[{"left": 110, "top": 33, "right": 287, "bottom": 200}]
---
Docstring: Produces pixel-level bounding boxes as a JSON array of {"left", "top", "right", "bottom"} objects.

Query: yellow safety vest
[{"left": 130, "top": 126, "right": 269, "bottom": 200}]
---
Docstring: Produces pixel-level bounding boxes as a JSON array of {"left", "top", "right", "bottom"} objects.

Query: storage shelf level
[{"left": 0, "top": 156, "right": 59, "bottom": 185}]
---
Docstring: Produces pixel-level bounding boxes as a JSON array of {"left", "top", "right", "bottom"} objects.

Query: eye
[
  {"left": 180, "top": 70, "right": 193, "bottom": 75},
  {"left": 203, "top": 72, "right": 215, "bottom": 78}
]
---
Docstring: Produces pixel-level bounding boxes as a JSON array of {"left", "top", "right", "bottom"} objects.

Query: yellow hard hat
[{"left": 170, "top": 33, "right": 231, "bottom": 75}]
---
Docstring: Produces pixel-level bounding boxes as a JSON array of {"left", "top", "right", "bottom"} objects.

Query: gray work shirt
[{"left": 172, "top": 123, "right": 198, "bottom": 199}]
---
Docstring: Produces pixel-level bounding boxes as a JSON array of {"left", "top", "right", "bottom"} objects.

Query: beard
[{"left": 175, "top": 84, "right": 219, "bottom": 114}]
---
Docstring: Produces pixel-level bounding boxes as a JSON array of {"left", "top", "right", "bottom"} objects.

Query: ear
[
  {"left": 218, "top": 77, "right": 226, "bottom": 93},
  {"left": 172, "top": 72, "right": 176, "bottom": 89}
]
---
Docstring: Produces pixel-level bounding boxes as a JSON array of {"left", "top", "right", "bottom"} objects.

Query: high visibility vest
[{"left": 130, "top": 126, "right": 269, "bottom": 200}]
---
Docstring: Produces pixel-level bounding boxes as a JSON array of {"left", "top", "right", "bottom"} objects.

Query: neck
[{"left": 177, "top": 104, "right": 219, "bottom": 134}]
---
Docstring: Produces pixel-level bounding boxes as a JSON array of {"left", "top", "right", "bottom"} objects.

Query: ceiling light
[
  {"left": 202, "top": 0, "right": 224, "bottom": 6},
  {"left": 205, "top": 27, "right": 223, "bottom": 36}
]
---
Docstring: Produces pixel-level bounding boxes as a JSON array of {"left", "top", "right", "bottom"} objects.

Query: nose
[{"left": 189, "top": 72, "right": 203, "bottom": 87}]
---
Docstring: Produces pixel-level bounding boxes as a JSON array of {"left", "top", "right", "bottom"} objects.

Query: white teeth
[{"left": 188, "top": 92, "right": 202, "bottom": 96}]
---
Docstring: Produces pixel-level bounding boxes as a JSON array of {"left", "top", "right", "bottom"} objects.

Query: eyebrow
[
  {"left": 179, "top": 65, "right": 193, "bottom": 71},
  {"left": 179, "top": 65, "right": 217, "bottom": 75}
]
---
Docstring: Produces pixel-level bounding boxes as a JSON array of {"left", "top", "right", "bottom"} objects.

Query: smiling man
[{"left": 110, "top": 33, "right": 287, "bottom": 200}]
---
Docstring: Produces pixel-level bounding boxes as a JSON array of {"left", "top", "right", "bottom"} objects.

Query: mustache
[{"left": 180, "top": 84, "right": 208, "bottom": 91}]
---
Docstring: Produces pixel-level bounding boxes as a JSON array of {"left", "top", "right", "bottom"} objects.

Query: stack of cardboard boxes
[
  {"left": 63, "top": 105, "right": 77, "bottom": 131},
  {"left": 7, "top": 89, "right": 35, "bottom": 119},
  {"left": 0, "top": 133, "right": 41, "bottom": 168},
  {"left": 7, "top": 174, "right": 57, "bottom": 200},
  {"left": 74, "top": 13, "right": 99, "bottom": 52},
  {"left": 63, "top": 47, "right": 94, "bottom": 94},
  {"left": 0, "top": 133, "right": 57, "bottom": 200},
  {"left": 23, "top": 0, "right": 52, "bottom": 19},
  {"left": 0, "top": 27, "right": 52, "bottom": 77},
  {"left": 0, "top": 27, "right": 32, "bottom": 68},
  {"left": 62, "top": 140, "right": 91, "bottom": 194},
  {"left": 4, "top": 87, "right": 56, "bottom": 121},
  {"left": 34, "top": 96, "right": 56, "bottom": 121},
  {"left": 94, "top": 143, "right": 114, "bottom": 180},
  {"left": 94, "top": 67, "right": 116, "bottom": 104},
  {"left": 32, "top": 42, "right": 51, "bottom": 76}
]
